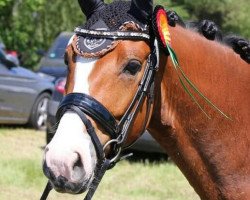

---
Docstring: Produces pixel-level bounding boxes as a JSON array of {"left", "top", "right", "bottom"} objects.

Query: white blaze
[
  {"left": 67, "top": 35, "right": 74, "bottom": 45},
  {"left": 73, "top": 57, "right": 97, "bottom": 94},
  {"left": 67, "top": 34, "right": 98, "bottom": 95},
  {"left": 45, "top": 54, "right": 99, "bottom": 183}
]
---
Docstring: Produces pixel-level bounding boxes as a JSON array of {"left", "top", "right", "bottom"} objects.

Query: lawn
[{"left": 0, "top": 127, "right": 199, "bottom": 200}]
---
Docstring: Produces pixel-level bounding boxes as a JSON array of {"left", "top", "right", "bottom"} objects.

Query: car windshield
[{"left": 47, "top": 34, "right": 72, "bottom": 59}]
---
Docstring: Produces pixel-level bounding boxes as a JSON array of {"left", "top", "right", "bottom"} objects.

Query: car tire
[{"left": 29, "top": 92, "right": 51, "bottom": 130}]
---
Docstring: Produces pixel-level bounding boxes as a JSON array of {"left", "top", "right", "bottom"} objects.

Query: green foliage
[
  {"left": 222, "top": 0, "right": 250, "bottom": 38},
  {"left": 171, "top": 0, "right": 250, "bottom": 38},
  {"left": 0, "top": 0, "right": 249, "bottom": 69},
  {"left": 174, "top": 0, "right": 227, "bottom": 23},
  {"left": 0, "top": 0, "right": 83, "bottom": 68},
  {"left": 155, "top": 0, "right": 190, "bottom": 20}
]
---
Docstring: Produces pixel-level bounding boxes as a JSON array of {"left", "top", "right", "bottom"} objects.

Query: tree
[
  {"left": 0, "top": 0, "right": 249, "bottom": 69},
  {"left": 222, "top": 0, "right": 250, "bottom": 38},
  {"left": 0, "top": 0, "right": 84, "bottom": 68},
  {"left": 156, "top": 0, "right": 190, "bottom": 20},
  {"left": 170, "top": 0, "right": 250, "bottom": 38}
]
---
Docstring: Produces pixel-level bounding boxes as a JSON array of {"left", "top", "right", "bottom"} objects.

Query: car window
[{"left": 46, "top": 34, "right": 72, "bottom": 59}]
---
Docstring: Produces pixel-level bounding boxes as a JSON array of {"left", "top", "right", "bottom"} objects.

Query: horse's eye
[{"left": 123, "top": 60, "right": 142, "bottom": 76}]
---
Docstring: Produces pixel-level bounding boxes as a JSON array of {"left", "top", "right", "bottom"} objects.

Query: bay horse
[{"left": 42, "top": 0, "right": 250, "bottom": 199}]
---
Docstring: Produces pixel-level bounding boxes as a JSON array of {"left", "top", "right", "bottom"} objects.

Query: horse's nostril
[
  {"left": 73, "top": 156, "right": 83, "bottom": 170},
  {"left": 72, "top": 153, "right": 86, "bottom": 180}
]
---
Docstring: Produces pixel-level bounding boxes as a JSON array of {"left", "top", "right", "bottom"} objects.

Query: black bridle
[{"left": 41, "top": 27, "right": 159, "bottom": 200}]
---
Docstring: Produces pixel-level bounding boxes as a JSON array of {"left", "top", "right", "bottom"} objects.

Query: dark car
[
  {"left": 41, "top": 32, "right": 165, "bottom": 155},
  {"left": 0, "top": 52, "right": 54, "bottom": 130},
  {"left": 37, "top": 32, "right": 72, "bottom": 79}
]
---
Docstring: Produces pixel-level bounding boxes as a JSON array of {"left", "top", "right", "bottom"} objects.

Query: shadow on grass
[
  {"left": 122, "top": 150, "right": 169, "bottom": 164},
  {"left": 0, "top": 124, "right": 31, "bottom": 130}
]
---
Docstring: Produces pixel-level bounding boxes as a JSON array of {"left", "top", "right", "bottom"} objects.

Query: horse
[{"left": 42, "top": 0, "right": 250, "bottom": 199}]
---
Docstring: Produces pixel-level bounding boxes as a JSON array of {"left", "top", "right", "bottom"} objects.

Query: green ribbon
[{"left": 166, "top": 44, "right": 231, "bottom": 120}]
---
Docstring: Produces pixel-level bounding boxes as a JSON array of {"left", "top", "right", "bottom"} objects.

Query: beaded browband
[{"left": 74, "top": 26, "right": 150, "bottom": 41}]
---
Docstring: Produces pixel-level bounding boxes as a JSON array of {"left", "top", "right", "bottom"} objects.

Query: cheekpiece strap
[{"left": 74, "top": 27, "right": 150, "bottom": 41}]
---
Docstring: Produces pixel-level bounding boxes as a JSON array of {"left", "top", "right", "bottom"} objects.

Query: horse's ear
[
  {"left": 129, "top": 0, "right": 153, "bottom": 23},
  {"left": 78, "top": 0, "right": 105, "bottom": 18}
]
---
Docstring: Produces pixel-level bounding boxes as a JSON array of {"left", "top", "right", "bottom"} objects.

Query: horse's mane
[
  {"left": 173, "top": 25, "right": 248, "bottom": 69},
  {"left": 166, "top": 25, "right": 249, "bottom": 123},
  {"left": 180, "top": 18, "right": 250, "bottom": 64}
]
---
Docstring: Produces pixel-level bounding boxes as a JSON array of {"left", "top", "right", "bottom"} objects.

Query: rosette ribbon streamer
[{"left": 153, "top": 6, "right": 230, "bottom": 119}]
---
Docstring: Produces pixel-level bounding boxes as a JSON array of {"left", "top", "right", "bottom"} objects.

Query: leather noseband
[{"left": 57, "top": 93, "right": 119, "bottom": 139}]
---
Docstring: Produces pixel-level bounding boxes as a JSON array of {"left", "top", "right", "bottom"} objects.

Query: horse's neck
[
  {"left": 152, "top": 25, "right": 249, "bottom": 128},
  {"left": 163, "top": 25, "right": 249, "bottom": 121},
  {"left": 148, "top": 26, "right": 250, "bottom": 199}
]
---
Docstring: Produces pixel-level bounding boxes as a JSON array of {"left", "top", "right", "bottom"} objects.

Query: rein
[{"left": 40, "top": 28, "right": 159, "bottom": 200}]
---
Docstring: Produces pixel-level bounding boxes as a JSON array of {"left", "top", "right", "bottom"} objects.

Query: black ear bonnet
[
  {"left": 74, "top": 1, "right": 153, "bottom": 57},
  {"left": 83, "top": 1, "right": 149, "bottom": 31}
]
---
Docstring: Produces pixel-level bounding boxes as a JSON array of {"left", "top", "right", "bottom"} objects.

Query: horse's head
[{"left": 43, "top": 0, "right": 155, "bottom": 194}]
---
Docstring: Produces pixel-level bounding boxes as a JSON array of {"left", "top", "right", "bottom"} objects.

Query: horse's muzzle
[{"left": 42, "top": 158, "right": 90, "bottom": 194}]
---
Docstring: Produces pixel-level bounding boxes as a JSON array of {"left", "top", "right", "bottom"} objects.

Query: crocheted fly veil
[{"left": 73, "top": 0, "right": 153, "bottom": 58}]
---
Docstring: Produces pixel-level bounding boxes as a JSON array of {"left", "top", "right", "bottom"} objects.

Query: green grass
[{"left": 0, "top": 127, "right": 199, "bottom": 200}]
